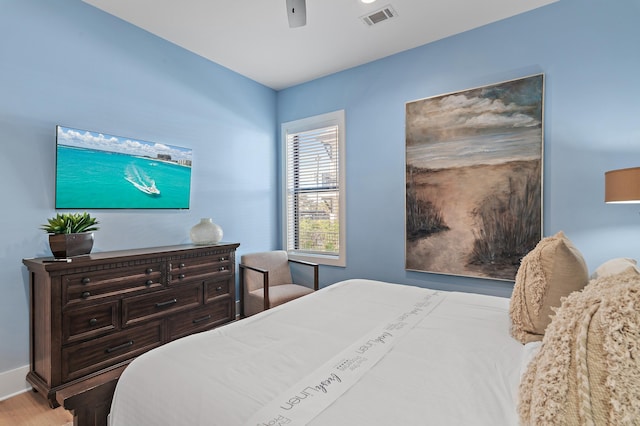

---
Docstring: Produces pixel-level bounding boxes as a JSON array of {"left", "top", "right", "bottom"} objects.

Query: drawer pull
[
  {"left": 178, "top": 274, "right": 185, "bottom": 280},
  {"left": 81, "top": 291, "right": 91, "bottom": 299},
  {"left": 106, "top": 340, "right": 134, "bottom": 353},
  {"left": 81, "top": 277, "right": 91, "bottom": 285},
  {"left": 179, "top": 263, "right": 186, "bottom": 268},
  {"left": 145, "top": 279, "right": 154, "bottom": 287},
  {"left": 192, "top": 315, "right": 212, "bottom": 324},
  {"left": 219, "top": 267, "right": 226, "bottom": 272},
  {"left": 155, "top": 298, "right": 178, "bottom": 308},
  {"left": 145, "top": 268, "right": 154, "bottom": 274},
  {"left": 216, "top": 286, "right": 223, "bottom": 292},
  {"left": 89, "top": 318, "right": 98, "bottom": 326},
  {"left": 219, "top": 257, "right": 227, "bottom": 261}
]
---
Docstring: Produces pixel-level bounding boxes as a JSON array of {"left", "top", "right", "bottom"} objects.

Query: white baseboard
[{"left": 0, "top": 365, "right": 31, "bottom": 401}]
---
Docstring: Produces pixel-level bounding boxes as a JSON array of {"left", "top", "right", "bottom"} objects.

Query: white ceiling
[{"left": 82, "top": 0, "right": 558, "bottom": 90}]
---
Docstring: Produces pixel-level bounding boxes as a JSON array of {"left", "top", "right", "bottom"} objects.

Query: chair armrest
[
  {"left": 288, "top": 259, "right": 318, "bottom": 267},
  {"left": 239, "top": 263, "right": 270, "bottom": 311},
  {"left": 288, "top": 259, "right": 319, "bottom": 291}
]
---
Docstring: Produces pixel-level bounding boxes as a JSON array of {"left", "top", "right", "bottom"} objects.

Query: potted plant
[{"left": 41, "top": 212, "right": 99, "bottom": 258}]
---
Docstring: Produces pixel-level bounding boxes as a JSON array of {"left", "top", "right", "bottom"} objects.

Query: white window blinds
[{"left": 285, "top": 124, "right": 340, "bottom": 255}]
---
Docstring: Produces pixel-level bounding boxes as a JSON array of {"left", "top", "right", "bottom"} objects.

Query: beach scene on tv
[{"left": 55, "top": 126, "right": 192, "bottom": 209}]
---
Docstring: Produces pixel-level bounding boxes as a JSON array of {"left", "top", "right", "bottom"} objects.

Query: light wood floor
[{"left": 0, "top": 391, "right": 72, "bottom": 426}]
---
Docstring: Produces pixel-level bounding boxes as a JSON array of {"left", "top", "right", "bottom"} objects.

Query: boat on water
[{"left": 125, "top": 176, "right": 160, "bottom": 196}]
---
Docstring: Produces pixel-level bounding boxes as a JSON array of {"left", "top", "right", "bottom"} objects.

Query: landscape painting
[
  {"left": 405, "top": 75, "right": 543, "bottom": 281},
  {"left": 55, "top": 126, "right": 193, "bottom": 209}
]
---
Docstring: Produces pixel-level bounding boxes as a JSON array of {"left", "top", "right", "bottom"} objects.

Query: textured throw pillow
[
  {"left": 519, "top": 269, "right": 640, "bottom": 425},
  {"left": 590, "top": 257, "right": 640, "bottom": 280},
  {"left": 510, "top": 231, "right": 589, "bottom": 344}
]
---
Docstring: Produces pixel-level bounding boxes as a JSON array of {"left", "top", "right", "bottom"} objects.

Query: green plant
[{"left": 41, "top": 212, "right": 100, "bottom": 234}]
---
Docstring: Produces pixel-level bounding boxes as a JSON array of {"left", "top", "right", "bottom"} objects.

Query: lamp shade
[{"left": 605, "top": 167, "right": 640, "bottom": 203}]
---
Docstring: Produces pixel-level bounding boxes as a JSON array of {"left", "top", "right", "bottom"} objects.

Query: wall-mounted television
[{"left": 55, "top": 126, "right": 192, "bottom": 209}]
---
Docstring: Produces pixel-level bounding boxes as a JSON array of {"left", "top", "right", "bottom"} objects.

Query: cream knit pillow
[
  {"left": 519, "top": 268, "right": 640, "bottom": 425},
  {"left": 510, "top": 231, "right": 589, "bottom": 343}
]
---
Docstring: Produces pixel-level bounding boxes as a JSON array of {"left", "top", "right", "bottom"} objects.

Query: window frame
[{"left": 281, "top": 110, "right": 346, "bottom": 267}]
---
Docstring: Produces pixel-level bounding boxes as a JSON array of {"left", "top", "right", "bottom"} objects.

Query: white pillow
[
  {"left": 590, "top": 257, "right": 640, "bottom": 279},
  {"left": 520, "top": 341, "right": 542, "bottom": 379}
]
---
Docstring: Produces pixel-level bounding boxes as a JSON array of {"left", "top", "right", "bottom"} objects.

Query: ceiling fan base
[{"left": 286, "top": 0, "right": 307, "bottom": 28}]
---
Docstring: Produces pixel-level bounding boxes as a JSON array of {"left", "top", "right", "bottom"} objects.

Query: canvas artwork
[
  {"left": 405, "top": 74, "right": 543, "bottom": 281},
  {"left": 55, "top": 126, "right": 193, "bottom": 209}
]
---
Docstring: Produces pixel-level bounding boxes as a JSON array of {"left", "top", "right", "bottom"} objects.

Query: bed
[
  {"left": 69, "top": 233, "right": 639, "bottom": 425},
  {"left": 108, "top": 278, "right": 530, "bottom": 425}
]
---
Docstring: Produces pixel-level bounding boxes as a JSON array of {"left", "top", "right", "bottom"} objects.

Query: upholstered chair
[{"left": 239, "top": 250, "right": 318, "bottom": 317}]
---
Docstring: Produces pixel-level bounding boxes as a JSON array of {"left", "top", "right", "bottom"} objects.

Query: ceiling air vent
[{"left": 360, "top": 5, "right": 398, "bottom": 26}]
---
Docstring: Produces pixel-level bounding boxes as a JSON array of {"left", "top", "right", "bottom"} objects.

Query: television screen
[{"left": 55, "top": 126, "right": 192, "bottom": 209}]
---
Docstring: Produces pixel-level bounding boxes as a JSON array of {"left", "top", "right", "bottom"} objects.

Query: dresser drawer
[
  {"left": 24, "top": 243, "right": 239, "bottom": 410},
  {"left": 61, "top": 320, "right": 163, "bottom": 382},
  {"left": 204, "top": 278, "right": 232, "bottom": 302},
  {"left": 122, "top": 283, "right": 203, "bottom": 327},
  {"left": 168, "top": 254, "right": 232, "bottom": 285},
  {"left": 63, "top": 263, "right": 164, "bottom": 306},
  {"left": 168, "top": 300, "right": 233, "bottom": 341},
  {"left": 62, "top": 301, "right": 119, "bottom": 344}
]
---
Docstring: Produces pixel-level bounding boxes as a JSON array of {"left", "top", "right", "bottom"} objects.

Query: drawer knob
[
  {"left": 81, "top": 277, "right": 91, "bottom": 285},
  {"left": 155, "top": 298, "right": 178, "bottom": 308},
  {"left": 89, "top": 318, "right": 98, "bottom": 326},
  {"left": 145, "top": 279, "right": 154, "bottom": 287},
  {"left": 145, "top": 268, "right": 154, "bottom": 274},
  {"left": 192, "top": 314, "right": 212, "bottom": 324},
  {"left": 219, "top": 266, "right": 226, "bottom": 272},
  {"left": 106, "top": 340, "right": 134, "bottom": 354},
  {"left": 81, "top": 291, "right": 90, "bottom": 299},
  {"left": 178, "top": 274, "right": 185, "bottom": 280},
  {"left": 216, "top": 286, "right": 223, "bottom": 292},
  {"left": 179, "top": 263, "right": 186, "bottom": 268},
  {"left": 219, "top": 257, "right": 227, "bottom": 261}
]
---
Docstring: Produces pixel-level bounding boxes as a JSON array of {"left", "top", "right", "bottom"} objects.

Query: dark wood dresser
[{"left": 23, "top": 243, "right": 239, "bottom": 411}]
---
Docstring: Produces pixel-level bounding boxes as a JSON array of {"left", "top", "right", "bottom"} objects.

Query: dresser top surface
[{"left": 23, "top": 242, "right": 240, "bottom": 270}]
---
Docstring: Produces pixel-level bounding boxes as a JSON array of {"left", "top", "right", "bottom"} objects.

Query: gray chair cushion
[{"left": 245, "top": 284, "right": 314, "bottom": 316}]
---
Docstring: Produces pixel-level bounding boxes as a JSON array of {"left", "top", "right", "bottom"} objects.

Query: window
[{"left": 282, "top": 110, "right": 346, "bottom": 267}]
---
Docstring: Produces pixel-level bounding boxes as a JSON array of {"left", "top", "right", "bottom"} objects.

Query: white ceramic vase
[{"left": 190, "top": 218, "right": 223, "bottom": 245}]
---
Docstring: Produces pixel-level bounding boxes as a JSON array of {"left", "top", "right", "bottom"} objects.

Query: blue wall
[
  {"left": 2, "top": 0, "right": 639, "bottom": 390},
  {"left": 0, "top": 1, "right": 276, "bottom": 376},
  {"left": 277, "top": 0, "right": 640, "bottom": 295}
]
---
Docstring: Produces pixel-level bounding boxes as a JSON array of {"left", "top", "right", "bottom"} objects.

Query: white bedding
[{"left": 109, "top": 279, "right": 526, "bottom": 425}]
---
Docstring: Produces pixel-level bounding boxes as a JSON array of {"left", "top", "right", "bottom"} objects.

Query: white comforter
[{"left": 109, "top": 279, "right": 525, "bottom": 425}]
